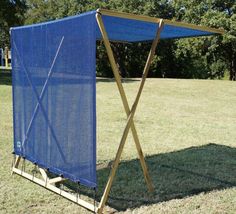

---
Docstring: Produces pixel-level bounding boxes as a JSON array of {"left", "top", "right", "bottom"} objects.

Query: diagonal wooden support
[
  {"left": 14, "top": 156, "right": 21, "bottom": 168},
  {"left": 11, "top": 155, "right": 21, "bottom": 175},
  {"left": 39, "top": 168, "right": 48, "bottom": 181},
  {"left": 96, "top": 12, "right": 164, "bottom": 213},
  {"left": 48, "top": 176, "right": 66, "bottom": 184},
  {"left": 39, "top": 168, "right": 66, "bottom": 184},
  {"left": 96, "top": 12, "right": 154, "bottom": 194}
]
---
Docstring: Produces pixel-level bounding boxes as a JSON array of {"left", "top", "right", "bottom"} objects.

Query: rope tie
[
  {"left": 93, "top": 187, "right": 97, "bottom": 213},
  {"left": 76, "top": 182, "right": 80, "bottom": 203}
]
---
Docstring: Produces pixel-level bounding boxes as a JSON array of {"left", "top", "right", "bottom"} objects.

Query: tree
[
  {"left": 24, "top": 0, "right": 90, "bottom": 24},
  {"left": 172, "top": 0, "right": 236, "bottom": 80},
  {"left": 0, "top": 0, "right": 26, "bottom": 47},
  {"left": 23, "top": 0, "right": 235, "bottom": 79},
  {"left": 25, "top": 0, "right": 175, "bottom": 78}
]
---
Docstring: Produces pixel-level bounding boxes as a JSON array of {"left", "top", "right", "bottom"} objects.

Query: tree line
[{"left": 0, "top": 0, "right": 235, "bottom": 80}]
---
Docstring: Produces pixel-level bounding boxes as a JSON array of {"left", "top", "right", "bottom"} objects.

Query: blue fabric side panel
[{"left": 11, "top": 12, "right": 97, "bottom": 188}]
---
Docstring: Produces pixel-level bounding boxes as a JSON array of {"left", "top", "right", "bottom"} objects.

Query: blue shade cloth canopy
[
  {"left": 11, "top": 9, "right": 223, "bottom": 189},
  {"left": 12, "top": 10, "right": 224, "bottom": 43},
  {"left": 96, "top": 16, "right": 219, "bottom": 42},
  {"left": 95, "top": 9, "right": 223, "bottom": 41}
]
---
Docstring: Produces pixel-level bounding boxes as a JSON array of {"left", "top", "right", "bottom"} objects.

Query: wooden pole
[
  {"left": 96, "top": 11, "right": 154, "bottom": 194},
  {"left": 96, "top": 12, "right": 164, "bottom": 213},
  {"left": 5, "top": 47, "right": 9, "bottom": 68}
]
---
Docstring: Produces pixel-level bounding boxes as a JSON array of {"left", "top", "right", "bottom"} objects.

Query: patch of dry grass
[{"left": 1, "top": 75, "right": 236, "bottom": 213}]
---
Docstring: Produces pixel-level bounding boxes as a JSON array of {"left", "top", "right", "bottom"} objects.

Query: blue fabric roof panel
[
  {"left": 95, "top": 15, "right": 220, "bottom": 42},
  {"left": 11, "top": 10, "right": 222, "bottom": 43}
]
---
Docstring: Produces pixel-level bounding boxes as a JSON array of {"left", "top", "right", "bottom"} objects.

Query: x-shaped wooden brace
[
  {"left": 96, "top": 13, "right": 164, "bottom": 213},
  {"left": 12, "top": 36, "right": 66, "bottom": 164}
]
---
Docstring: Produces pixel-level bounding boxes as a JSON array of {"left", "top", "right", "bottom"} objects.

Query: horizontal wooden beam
[
  {"left": 164, "top": 19, "right": 225, "bottom": 34},
  {"left": 97, "top": 8, "right": 161, "bottom": 23}
]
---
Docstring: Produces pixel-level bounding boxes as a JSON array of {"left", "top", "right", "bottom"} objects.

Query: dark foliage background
[{"left": 1, "top": 0, "right": 235, "bottom": 80}]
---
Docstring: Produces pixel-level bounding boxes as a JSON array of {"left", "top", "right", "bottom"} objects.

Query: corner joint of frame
[
  {"left": 96, "top": 8, "right": 102, "bottom": 16},
  {"left": 159, "top": 19, "right": 164, "bottom": 29}
]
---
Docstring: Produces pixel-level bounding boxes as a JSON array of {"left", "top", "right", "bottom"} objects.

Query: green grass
[{"left": 1, "top": 74, "right": 236, "bottom": 213}]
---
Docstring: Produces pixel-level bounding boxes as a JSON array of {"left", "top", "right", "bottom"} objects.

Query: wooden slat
[
  {"left": 163, "top": 19, "right": 225, "bottom": 34},
  {"left": 12, "top": 167, "right": 97, "bottom": 212},
  {"left": 39, "top": 168, "right": 47, "bottom": 181},
  {"left": 97, "top": 8, "right": 161, "bottom": 23},
  {"left": 48, "top": 176, "right": 66, "bottom": 184},
  {"left": 14, "top": 156, "right": 21, "bottom": 168},
  {"left": 11, "top": 156, "right": 21, "bottom": 175}
]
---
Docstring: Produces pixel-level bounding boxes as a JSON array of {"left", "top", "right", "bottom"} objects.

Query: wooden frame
[
  {"left": 12, "top": 156, "right": 97, "bottom": 212},
  {"left": 12, "top": 9, "right": 224, "bottom": 214}
]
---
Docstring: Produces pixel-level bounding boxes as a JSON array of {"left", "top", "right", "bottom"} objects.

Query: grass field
[{"left": 1, "top": 73, "right": 236, "bottom": 213}]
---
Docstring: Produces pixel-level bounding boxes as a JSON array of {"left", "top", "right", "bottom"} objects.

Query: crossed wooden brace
[{"left": 96, "top": 13, "right": 164, "bottom": 213}]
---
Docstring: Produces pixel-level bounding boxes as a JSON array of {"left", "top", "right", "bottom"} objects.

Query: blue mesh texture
[
  {"left": 95, "top": 15, "right": 218, "bottom": 42},
  {"left": 11, "top": 11, "right": 97, "bottom": 188}
]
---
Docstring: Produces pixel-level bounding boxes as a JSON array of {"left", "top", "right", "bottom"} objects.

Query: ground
[{"left": 1, "top": 74, "right": 236, "bottom": 213}]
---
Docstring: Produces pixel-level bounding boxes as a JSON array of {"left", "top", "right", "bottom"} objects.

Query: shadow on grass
[
  {"left": 0, "top": 72, "right": 12, "bottom": 85},
  {"left": 63, "top": 143, "right": 236, "bottom": 211}
]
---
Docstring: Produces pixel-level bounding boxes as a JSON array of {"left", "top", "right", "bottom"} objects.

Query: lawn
[{"left": 1, "top": 73, "right": 236, "bottom": 213}]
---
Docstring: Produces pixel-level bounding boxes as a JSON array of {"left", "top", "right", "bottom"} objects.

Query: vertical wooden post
[
  {"left": 13, "top": 156, "right": 21, "bottom": 168},
  {"left": 5, "top": 47, "right": 9, "bottom": 68},
  {"left": 96, "top": 11, "right": 164, "bottom": 213}
]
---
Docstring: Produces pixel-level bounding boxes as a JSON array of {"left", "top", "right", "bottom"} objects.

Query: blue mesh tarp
[
  {"left": 95, "top": 15, "right": 218, "bottom": 42},
  {"left": 11, "top": 11, "right": 97, "bottom": 188},
  {"left": 11, "top": 10, "right": 219, "bottom": 189}
]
